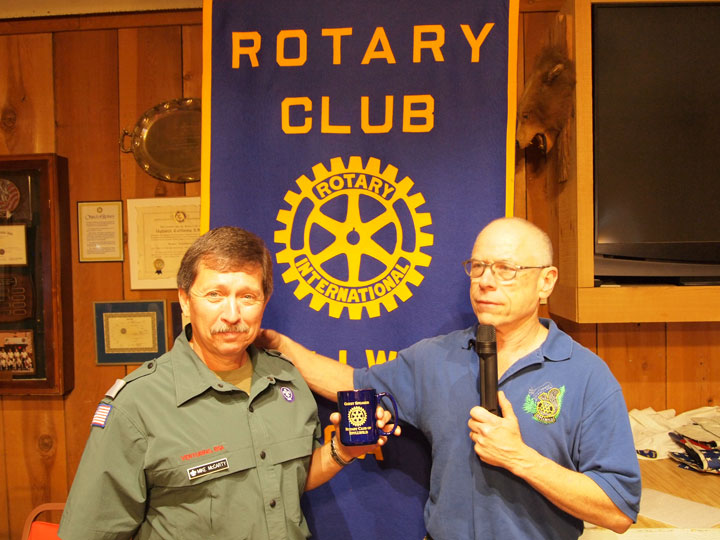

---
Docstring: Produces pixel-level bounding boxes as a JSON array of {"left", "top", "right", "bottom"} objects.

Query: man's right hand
[
  {"left": 256, "top": 328, "right": 285, "bottom": 352},
  {"left": 254, "top": 329, "right": 355, "bottom": 401}
]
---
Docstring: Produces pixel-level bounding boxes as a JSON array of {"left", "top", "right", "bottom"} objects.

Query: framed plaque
[
  {"left": 119, "top": 98, "right": 201, "bottom": 184},
  {"left": 0, "top": 155, "right": 74, "bottom": 395},
  {"left": 78, "top": 201, "right": 124, "bottom": 262},
  {"left": 94, "top": 300, "right": 167, "bottom": 365},
  {"left": 127, "top": 197, "right": 201, "bottom": 289}
]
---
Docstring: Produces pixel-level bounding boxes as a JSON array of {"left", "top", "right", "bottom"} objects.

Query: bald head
[
  {"left": 468, "top": 217, "right": 557, "bottom": 335},
  {"left": 473, "top": 217, "right": 553, "bottom": 267}
]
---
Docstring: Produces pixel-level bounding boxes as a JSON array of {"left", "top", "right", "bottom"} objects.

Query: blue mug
[{"left": 336, "top": 388, "right": 400, "bottom": 446}]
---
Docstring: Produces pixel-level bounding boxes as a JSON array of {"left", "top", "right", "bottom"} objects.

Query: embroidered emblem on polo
[
  {"left": 281, "top": 386, "right": 295, "bottom": 402},
  {"left": 523, "top": 383, "right": 565, "bottom": 424},
  {"left": 187, "top": 458, "right": 229, "bottom": 480}
]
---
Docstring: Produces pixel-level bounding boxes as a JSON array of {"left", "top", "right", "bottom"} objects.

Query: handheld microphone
[{"left": 474, "top": 324, "right": 499, "bottom": 415}]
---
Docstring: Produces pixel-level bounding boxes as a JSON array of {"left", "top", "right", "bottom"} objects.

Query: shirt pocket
[
  {"left": 267, "top": 433, "right": 314, "bottom": 526},
  {"left": 145, "top": 447, "right": 257, "bottom": 539}
]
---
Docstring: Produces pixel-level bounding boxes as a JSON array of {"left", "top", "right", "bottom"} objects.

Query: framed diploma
[
  {"left": 0, "top": 225, "right": 28, "bottom": 265},
  {"left": 94, "top": 300, "right": 167, "bottom": 365},
  {"left": 0, "top": 155, "right": 74, "bottom": 396},
  {"left": 127, "top": 197, "right": 201, "bottom": 289},
  {"left": 78, "top": 201, "right": 124, "bottom": 262}
]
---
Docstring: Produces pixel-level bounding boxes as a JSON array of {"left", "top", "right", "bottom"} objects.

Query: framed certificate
[
  {"left": 0, "top": 225, "right": 28, "bottom": 265},
  {"left": 127, "top": 197, "right": 201, "bottom": 289},
  {"left": 78, "top": 201, "right": 124, "bottom": 262},
  {"left": 94, "top": 300, "right": 167, "bottom": 365}
]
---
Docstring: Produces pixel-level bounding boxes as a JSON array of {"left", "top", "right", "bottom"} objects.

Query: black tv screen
[{"left": 592, "top": 3, "right": 720, "bottom": 280}]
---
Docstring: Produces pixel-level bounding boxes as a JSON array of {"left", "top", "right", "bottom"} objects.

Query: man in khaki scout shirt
[{"left": 58, "top": 227, "right": 397, "bottom": 540}]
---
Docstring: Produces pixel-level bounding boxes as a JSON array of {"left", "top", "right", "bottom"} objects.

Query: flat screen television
[{"left": 592, "top": 2, "right": 720, "bottom": 284}]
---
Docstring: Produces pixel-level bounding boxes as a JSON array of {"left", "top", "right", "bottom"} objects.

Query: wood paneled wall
[
  {"left": 0, "top": 10, "right": 202, "bottom": 539},
  {"left": 0, "top": 5, "right": 716, "bottom": 539}
]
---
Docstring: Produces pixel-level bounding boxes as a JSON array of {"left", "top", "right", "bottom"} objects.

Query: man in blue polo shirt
[{"left": 259, "top": 217, "right": 641, "bottom": 539}]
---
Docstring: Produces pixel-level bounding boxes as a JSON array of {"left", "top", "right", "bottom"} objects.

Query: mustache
[{"left": 210, "top": 324, "right": 250, "bottom": 335}]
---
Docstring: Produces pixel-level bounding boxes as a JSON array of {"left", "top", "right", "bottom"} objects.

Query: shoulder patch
[{"left": 91, "top": 403, "right": 113, "bottom": 428}]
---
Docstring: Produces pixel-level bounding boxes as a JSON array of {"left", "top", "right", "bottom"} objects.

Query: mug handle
[{"left": 376, "top": 392, "right": 400, "bottom": 437}]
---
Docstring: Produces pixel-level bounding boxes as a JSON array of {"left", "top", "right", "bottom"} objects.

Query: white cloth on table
[{"left": 628, "top": 406, "right": 720, "bottom": 459}]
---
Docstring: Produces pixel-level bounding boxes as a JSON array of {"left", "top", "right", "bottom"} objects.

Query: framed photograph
[
  {"left": 0, "top": 155, "right": 73, "bottom": 396},
  {"left": 94, "top": 301, "right": 167, "bottom": 365},
  {"left": 126, "top": 197, "right": 200, "bottom": 289},
  {"left": 78, "top": 201, "right": 124, "bottom": 262},
  {"left": 0, "top": 330, "right": 35, "bottom": 375}
]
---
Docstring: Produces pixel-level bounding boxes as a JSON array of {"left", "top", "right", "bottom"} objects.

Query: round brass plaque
[{"left": 120, "top": 98, "right": 201, "bottom": 183}]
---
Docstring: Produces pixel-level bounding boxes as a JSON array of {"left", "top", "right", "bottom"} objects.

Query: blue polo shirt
[{"left": 354, "top": 318, "right": 640, "bottom": 540}]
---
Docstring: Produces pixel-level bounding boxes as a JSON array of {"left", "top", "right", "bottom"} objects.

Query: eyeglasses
[{"left": 462, "top": 259, "right": 549, "bottom": 281}]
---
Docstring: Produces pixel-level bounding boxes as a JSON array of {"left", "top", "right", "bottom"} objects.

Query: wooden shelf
[
  {"left": 551, "top": 283, "right": 720, "bottom": 323},
  {"left": 548, "top": 0, "right": 720, "bottom": 324}
]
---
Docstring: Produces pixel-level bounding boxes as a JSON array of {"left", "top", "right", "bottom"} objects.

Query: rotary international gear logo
[
  {"left": 347, "top": 406, "right": 368, "bottom": 427},
  {"left": 275, "top": 156, "right": 433, "bottom": 319},
  {"left": 523, "top": 383, "right": 566, "bottom": 424}
]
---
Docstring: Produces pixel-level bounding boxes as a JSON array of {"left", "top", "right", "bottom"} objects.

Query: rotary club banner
[{"left": 203, "top": 1, "right": 517, "bottom": 537}]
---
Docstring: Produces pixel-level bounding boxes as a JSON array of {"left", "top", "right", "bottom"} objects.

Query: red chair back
[
  {"left": 21, "top": 503, "right": 64, "bottom": 540},
  {"left": 26, "top": 521, "right": 60, "bottom": 540}
]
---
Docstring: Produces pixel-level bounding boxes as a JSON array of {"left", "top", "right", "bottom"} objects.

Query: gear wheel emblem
[
  {"left": 275, "top": 156, "right": 433, "bottom": 319},
  {"left": 347, "top": 406, "right": 368, "bottom": 427}
]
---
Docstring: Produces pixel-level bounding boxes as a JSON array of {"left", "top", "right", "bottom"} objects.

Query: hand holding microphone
[{"left": 474, "top": 323, "right": 499, "bottom": 415}]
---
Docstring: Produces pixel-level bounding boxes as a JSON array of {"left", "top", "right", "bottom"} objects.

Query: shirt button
[
  {"left": 147, "top": 362, "right": 154, "bottom": 369},
  {"left": 260, "top": 450, "right": 266, "bottom": 459},
  {"left": 218, "top": 383, "right": 224, "bottom": 388},
  {"left": 269, "top": 500, "right": 276, "bottom": 508}
]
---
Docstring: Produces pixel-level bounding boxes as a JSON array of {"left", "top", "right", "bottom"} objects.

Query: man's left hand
[
  {"left": 332, "top": 406, "right": 401, "bottom": 461},
  {"left": 467, "top": 391, "right": 531, "bottom": 473}
]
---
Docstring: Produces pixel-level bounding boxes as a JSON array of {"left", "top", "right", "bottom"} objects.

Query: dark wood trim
[
  {"left": 520, "top": 0, "right": 564, "bottom": 12},
  {"left": 0, "top": 9, "right": 201, "bottom": 35}
]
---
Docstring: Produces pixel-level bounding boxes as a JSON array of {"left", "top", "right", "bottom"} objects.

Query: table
[
  {"left": 634, "top": 458, "right": 720, "bottom": 528},
  {"left": 581, "top": 458, "right": 720, "bottom": 538}
]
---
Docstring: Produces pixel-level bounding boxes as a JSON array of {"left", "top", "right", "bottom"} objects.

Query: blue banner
[{"left": 203, "top": 1, "right": 517, "bottom": 537}]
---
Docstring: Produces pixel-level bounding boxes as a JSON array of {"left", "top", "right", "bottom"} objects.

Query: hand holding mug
[
  {"left": 329, "top": 404, "right": 401, "bottom": 465},
  {"left": 336, "top": 389, "right": 400, "bottom": 446}
]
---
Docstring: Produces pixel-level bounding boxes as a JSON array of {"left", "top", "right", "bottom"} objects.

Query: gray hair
[{"left": 177, "top": 226, "right": 273, "bottom": 299}]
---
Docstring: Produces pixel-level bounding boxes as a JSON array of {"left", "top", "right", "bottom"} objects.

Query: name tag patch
[{"left": 187, "top": 457, "right": 229, "bottom": 480}]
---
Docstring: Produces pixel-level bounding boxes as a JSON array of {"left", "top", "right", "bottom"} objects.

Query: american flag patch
[{"left": 91, "top": 403, "right": 113, "bottom": 428}]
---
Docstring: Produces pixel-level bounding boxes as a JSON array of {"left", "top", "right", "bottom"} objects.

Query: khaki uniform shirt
[{"left": 58, "top": 327, "right": 321, "bottom": 540}]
